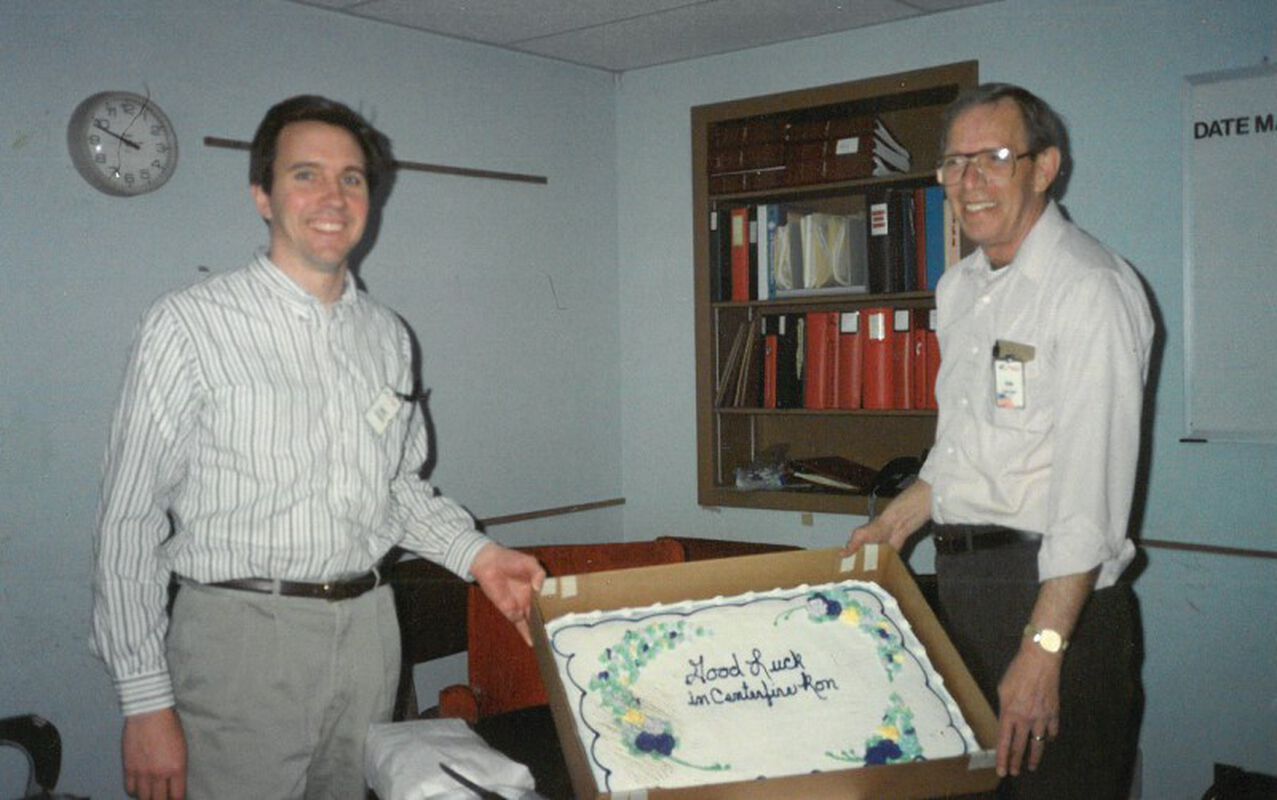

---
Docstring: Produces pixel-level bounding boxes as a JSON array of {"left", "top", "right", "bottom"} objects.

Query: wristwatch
[{"left": 1024, "top": 623, "right": 1069, "bottom": 654}]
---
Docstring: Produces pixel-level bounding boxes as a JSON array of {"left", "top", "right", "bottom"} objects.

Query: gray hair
[{"left": 941, "top": 83, "right": 1070, "bottom": 197}]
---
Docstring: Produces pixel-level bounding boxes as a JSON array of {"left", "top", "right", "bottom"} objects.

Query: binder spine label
[
  {"left": 870, "top": 202, "right": 890, "bottom": 237},
  {"left": 835, "top": 136, "right": 861, "bottom": 156}
]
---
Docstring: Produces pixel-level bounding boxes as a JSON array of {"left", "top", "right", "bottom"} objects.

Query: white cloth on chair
[{"left": 365, "top": 718, "right": 538, "bottom": 800}]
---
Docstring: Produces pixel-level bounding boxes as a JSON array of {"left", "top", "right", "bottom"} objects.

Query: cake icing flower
[
  {"left": 828, "top": 692, "right": 924, "bottom": 766},
  {"left": 587, "top": 620, "right": 728, "bottom": 774},
  {"left": 785, "top": 587, "right": 905, "bottom": 681}
]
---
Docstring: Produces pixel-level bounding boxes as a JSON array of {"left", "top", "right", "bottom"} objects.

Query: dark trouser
[{"left": 935, "top": 528, "right": 1142, "bottom": 800}]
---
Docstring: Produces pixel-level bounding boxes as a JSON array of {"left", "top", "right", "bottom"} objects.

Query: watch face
[
  {"left": 1038, "top": 629, "right": 1063, "bottom": 652},
  {"left": 67, "top": 92, "right": 178, "bottom": 197}
]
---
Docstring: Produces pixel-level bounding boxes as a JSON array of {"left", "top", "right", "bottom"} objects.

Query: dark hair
[
  {"left": 249, "top": 95, "right": 392, "bottom": 198},
  {"left": 941, "top": 83, "right": 1071, "bottom": 197}
]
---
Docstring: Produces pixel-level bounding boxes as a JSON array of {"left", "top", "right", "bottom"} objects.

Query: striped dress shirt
[{"left": 92, "top": 254, "right": 491, "bottom": 716}]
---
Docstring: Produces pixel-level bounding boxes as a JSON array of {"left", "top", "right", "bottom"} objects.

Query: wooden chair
[{"left": 437, "top": 539, "right": 688, "bottom": 723}]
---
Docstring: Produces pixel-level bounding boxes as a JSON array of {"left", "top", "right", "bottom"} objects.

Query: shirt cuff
[
  {"left": 442, "top": 529, "right": 495, "bottom": 580},
  {"left": 117, "top": 671, "right": 176, "bottom": 717}
]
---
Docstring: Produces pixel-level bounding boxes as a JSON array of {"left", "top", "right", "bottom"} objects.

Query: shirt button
[
  {"left": 980, "top": 295, "right": 992, "bottom": 304},
  {"left": 971, "top": 346, "right": 979, "bottom": 355},
  {"left": 947, "top": 446, "right": 955, "bottom": 454}
]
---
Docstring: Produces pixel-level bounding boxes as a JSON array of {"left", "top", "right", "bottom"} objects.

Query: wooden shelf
[{"left": 692, "top": 60, "right": 977, "bottom": 516}]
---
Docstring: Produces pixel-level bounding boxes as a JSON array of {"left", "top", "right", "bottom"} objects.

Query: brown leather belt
[
  {"left": 206, "top": 570, "right": 381, "bottom": 602},
  {"left": 932, "top": 524, "right": 1041, "bottom": 555}
]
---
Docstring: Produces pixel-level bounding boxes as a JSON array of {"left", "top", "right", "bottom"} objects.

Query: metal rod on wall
[{"left": 203, "top": 136, "right": 548, "bottom": 185}]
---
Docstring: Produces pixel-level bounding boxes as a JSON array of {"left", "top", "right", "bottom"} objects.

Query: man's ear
[
  {"left": 1033, "top": 146, "right": 1062, "bottom": 195},
  {"left": 251, "top": 184, "right": 272, "bottom": 222}
]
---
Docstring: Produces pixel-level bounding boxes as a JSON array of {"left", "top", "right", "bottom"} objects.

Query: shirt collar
[
  {"left": 971, "top": 199, "right": 1065, "bottom": 285},
  {"left": 248, "top": 250, "right": 359, "bottom": 316}
]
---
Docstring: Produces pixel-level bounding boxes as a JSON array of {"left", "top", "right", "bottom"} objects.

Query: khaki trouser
[{"left": 168, "top": 580, "right": 400, "bottom": 800}]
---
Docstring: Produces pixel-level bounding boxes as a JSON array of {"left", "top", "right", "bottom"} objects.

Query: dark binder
[
  {"left": 789, "top": 456, "right": 879, "bottom": 493},
  {"left": 775, "top": 313, "right": 804, "bottom": 409}
]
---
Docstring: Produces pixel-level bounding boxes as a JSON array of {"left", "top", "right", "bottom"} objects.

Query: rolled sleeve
[{"left": 1040, "top": 270, "right": 1150, "bottom": 584}]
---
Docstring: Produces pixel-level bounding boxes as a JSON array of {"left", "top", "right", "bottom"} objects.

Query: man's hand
[
  {"left": 842, "top": 479, "right": 933, "bottom": 556},
  {"left": 122, "top": 707, "right": 187, "bottom": 800},
  {"left": 470, "top": 542, "right": 547, "bottom": 646},
  {"left": 844, "top": 516, "right": 894, "bottom": 555},
  {"left": 996, "top": 643, "right": 1062, "bottom": 777},
  {"left": 994, "top": 570, "right": 1095, "bottom": 777}
]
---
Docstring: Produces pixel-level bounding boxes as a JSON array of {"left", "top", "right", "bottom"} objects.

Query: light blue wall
[
  {"left": 615, "top": 1, "right": 1277, "bottom": 797},
  {"left": 3, "top": 0, "right": 1274, "bottom": 797},
  {"left": 1, "top": 0, "right": 619, "bottom": 794}
]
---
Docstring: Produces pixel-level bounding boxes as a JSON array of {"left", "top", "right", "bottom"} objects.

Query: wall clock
[{"left": 67, "top": 91, "right": 178, "bottom": 197}]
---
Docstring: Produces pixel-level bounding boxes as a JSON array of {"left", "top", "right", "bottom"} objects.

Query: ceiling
[{"left": 282, "top": 0, "right": 999, "bottom": 73}]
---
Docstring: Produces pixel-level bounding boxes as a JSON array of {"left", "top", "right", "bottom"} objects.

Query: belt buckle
[
  {"left": 324, "top": 570, "right": 377, "bottom": 602},
  {"left": 935, "top": 527, "right": 974, "bottom": 555}
]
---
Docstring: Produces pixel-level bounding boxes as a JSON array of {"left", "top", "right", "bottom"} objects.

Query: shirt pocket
[{"left": 988, "top": 358, "right": 1052, "bottom": 433}]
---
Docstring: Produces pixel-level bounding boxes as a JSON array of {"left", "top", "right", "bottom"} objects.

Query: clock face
[{"left": 67, "top": 92, "right": 178, "bottom": 197}]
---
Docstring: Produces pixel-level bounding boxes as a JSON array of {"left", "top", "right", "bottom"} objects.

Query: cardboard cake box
[{"left": 529, "top": 545, "right": 999, "bottom": 800}]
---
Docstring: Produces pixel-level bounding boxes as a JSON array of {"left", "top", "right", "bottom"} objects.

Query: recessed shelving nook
[{"left": 692, "top": 61, "right": 978, "bottom": 514}]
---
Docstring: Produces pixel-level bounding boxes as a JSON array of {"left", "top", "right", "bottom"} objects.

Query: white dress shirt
[
  {"left": 92, "top": 254, "right": 491, "bottom": 715},
  {"left": 919, "top": 202, "right": 1154, "bottom": 588}
]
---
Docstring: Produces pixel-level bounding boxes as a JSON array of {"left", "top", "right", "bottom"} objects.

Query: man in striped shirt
[{"left": 92, "top": 95, "right": 546, "bottom": 800}]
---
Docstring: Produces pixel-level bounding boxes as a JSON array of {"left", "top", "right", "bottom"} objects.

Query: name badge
[
  {"left": 994, "top": 359, "right": 1026, "bottom": 409},
  {"left": 993, "top": 339, "right": 1035, "bottom": 410},
  {"left": 365, "top": 386, "right": 403, "bottom": 435}
]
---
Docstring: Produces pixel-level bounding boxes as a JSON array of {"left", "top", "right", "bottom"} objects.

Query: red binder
[
  {"left": 835, "top": 311, "right": 864, "bottom": 410},
  {"left": 861, "top": 307, "right": 894, "bottom": 410},
  {"left": 823, "top": 311, "right": 838, "bottom": 408},
  {"left": 891, "top": 308, "right": 914, "bottom": 410},
  {"left": 924, "top": 308, "right": 941, "bottom": 410},
  {"left": 910, "top": 309, "right": 929, "bottom": 410},
  {"left": 730, "top": 207, "right": 751, "bottom": 302},
  {"left": 803, "top": 311, "right": 838, "bottom": 409},
  {"left": 914, "top": 188, "right": 929, "bottom": 291}
]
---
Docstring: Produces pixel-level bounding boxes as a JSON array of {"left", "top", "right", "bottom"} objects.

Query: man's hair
[
  {"left": 249, "top": 95, "right": 392, "bottom": 198},
  {"left": 941, "top": 83, "right": 1070, "bottom": 197}
]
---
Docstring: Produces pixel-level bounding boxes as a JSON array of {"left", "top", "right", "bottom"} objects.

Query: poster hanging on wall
[{"left": 1182, "top": 63, "right": 1277, "bottom": 443}]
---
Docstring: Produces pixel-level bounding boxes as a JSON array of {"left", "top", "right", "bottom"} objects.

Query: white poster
[{"left": 1183, "top": 64, "right": 1277, "bottom": 443}]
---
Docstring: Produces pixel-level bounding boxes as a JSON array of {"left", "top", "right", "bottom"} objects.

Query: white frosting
[{"left": 545, "top": 579, "right": 977, "bottom": 793}]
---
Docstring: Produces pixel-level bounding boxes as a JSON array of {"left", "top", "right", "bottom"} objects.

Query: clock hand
[{"left": 93, "top": 121, "right": 142, "bottom": 150}]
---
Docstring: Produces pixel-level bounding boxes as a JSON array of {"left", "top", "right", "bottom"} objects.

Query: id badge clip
[
  {"left": 365, "top": 386, "right": 405, "bottom": 434},
  {"left": 993, "top": 339, "right": 1035, "bottom": 410}
]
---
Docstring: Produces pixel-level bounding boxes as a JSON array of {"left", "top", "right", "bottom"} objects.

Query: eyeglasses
[{"left": 935, "top": 147, "right": 1039, "bottom": 185}]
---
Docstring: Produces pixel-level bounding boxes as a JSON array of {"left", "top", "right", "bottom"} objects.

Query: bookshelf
[{"left": 693, "top": 61, "right": 978, "bottom": 515}]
